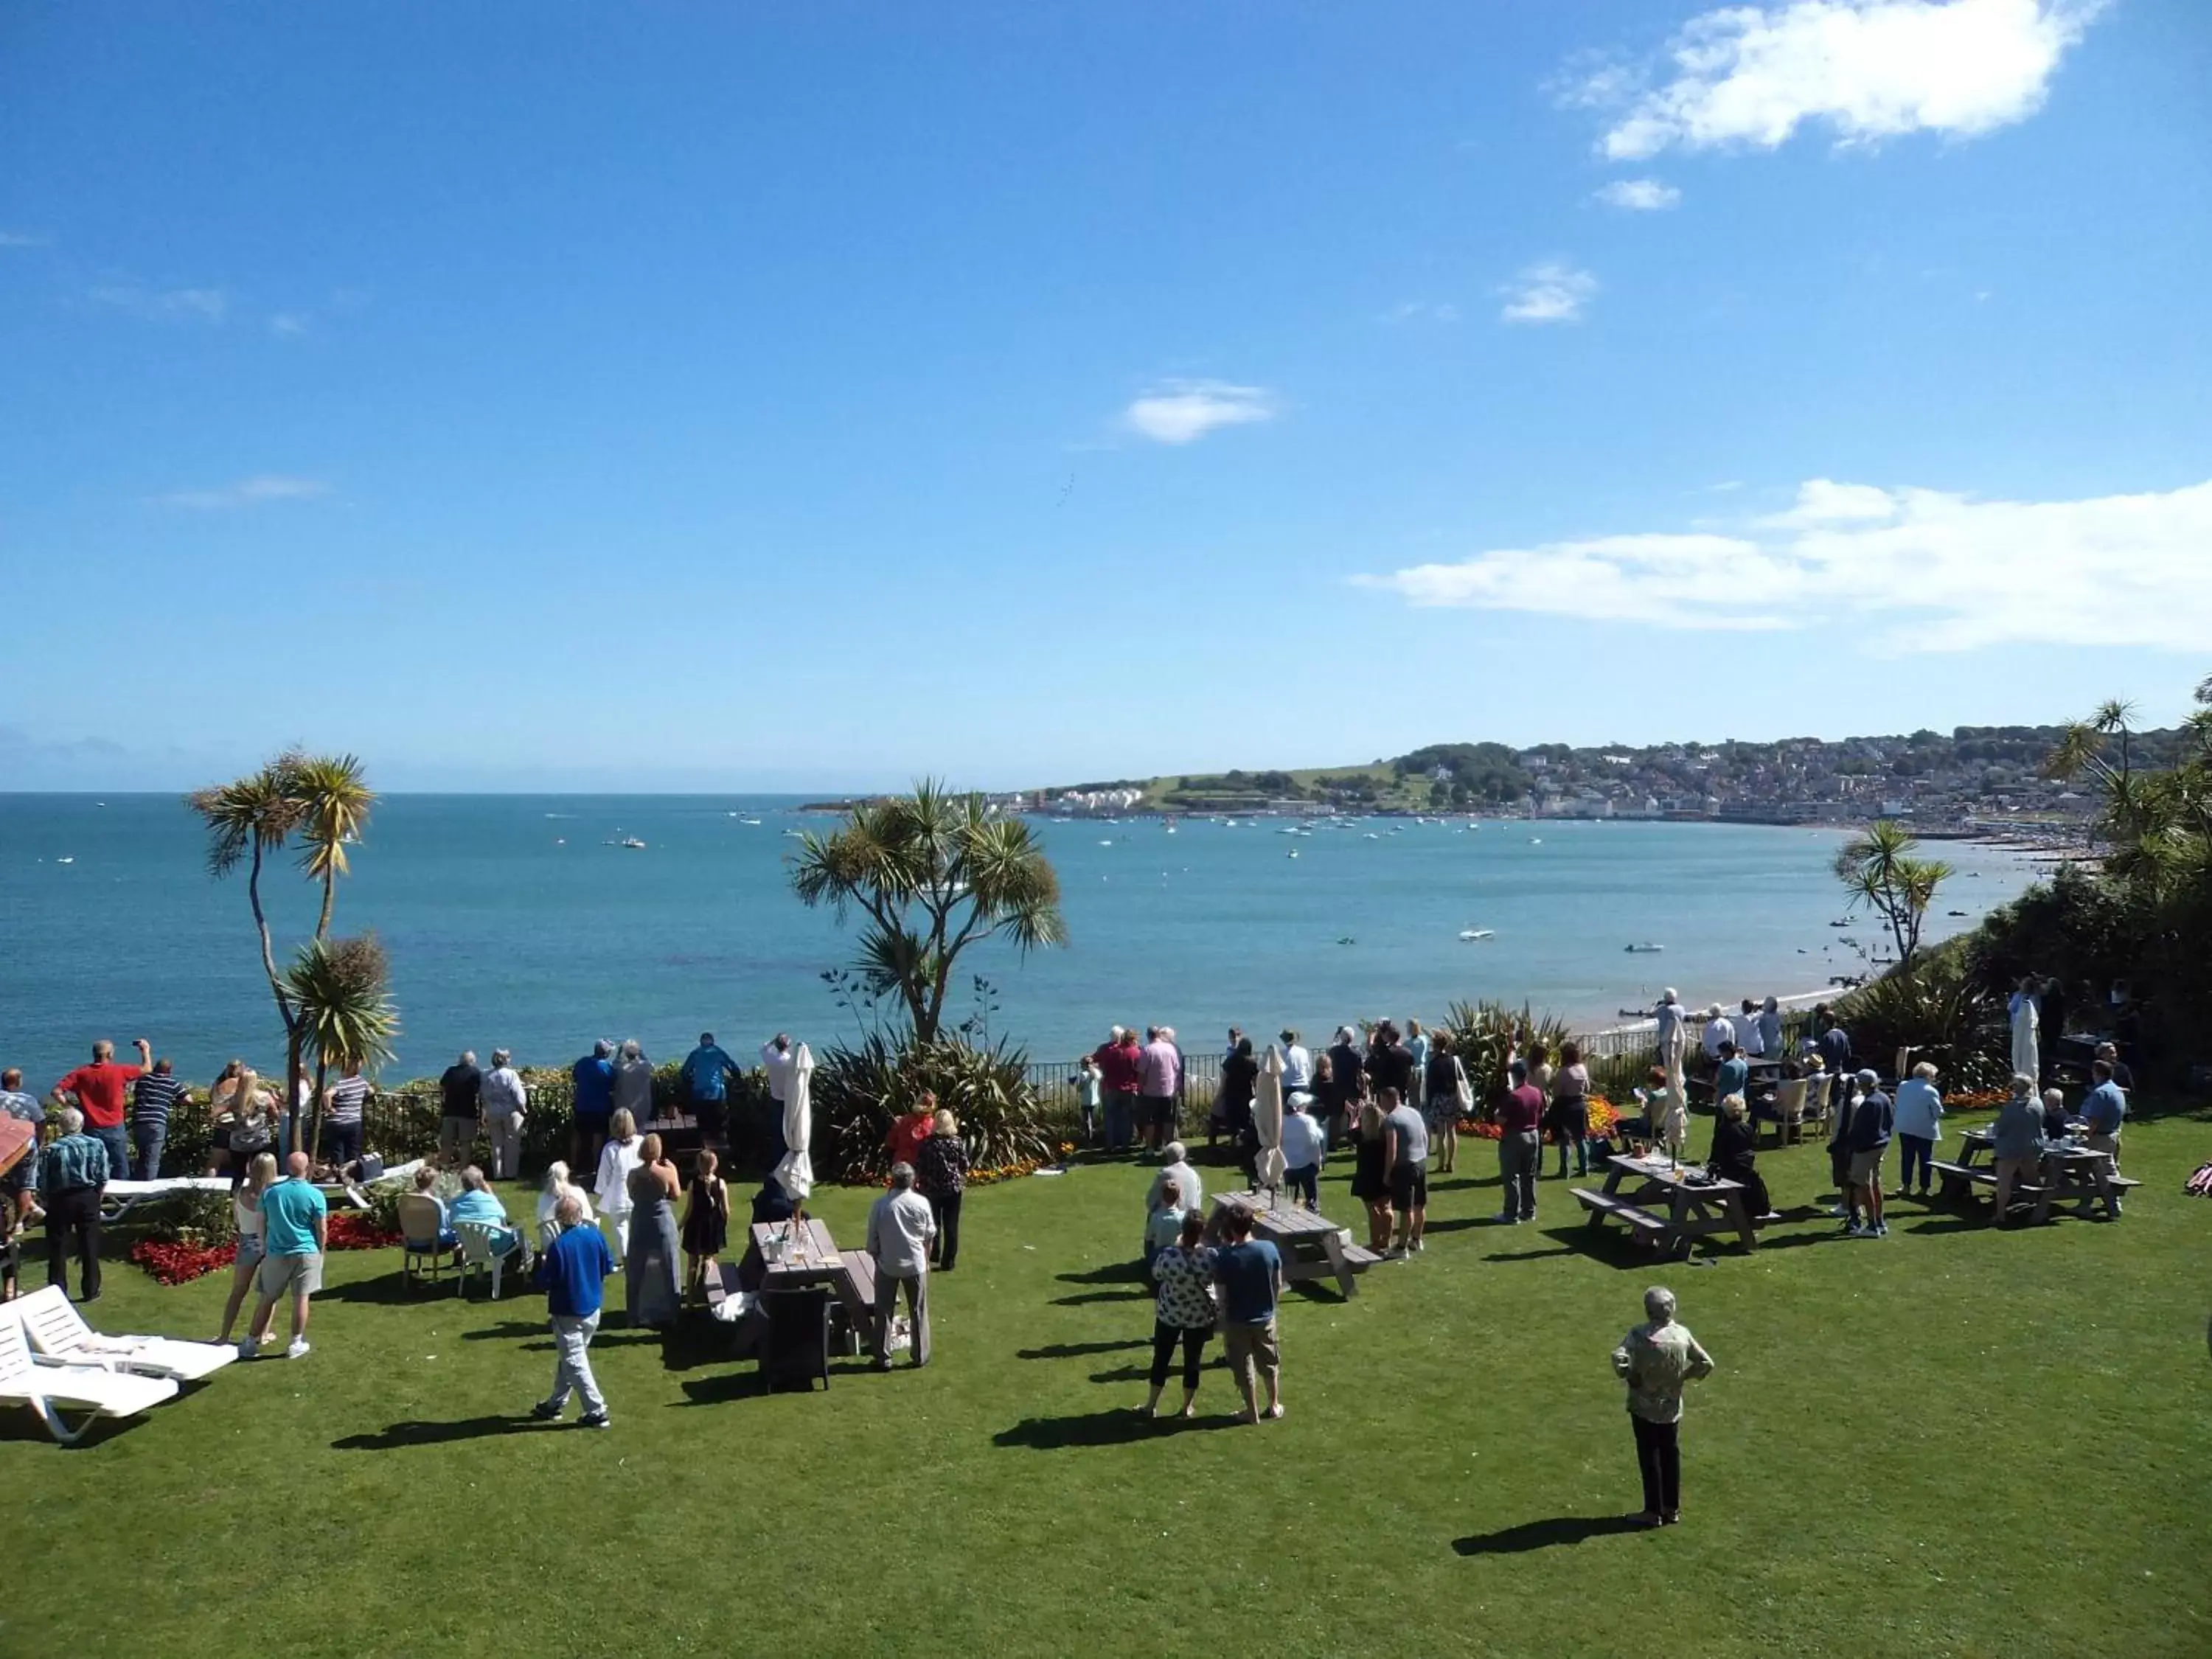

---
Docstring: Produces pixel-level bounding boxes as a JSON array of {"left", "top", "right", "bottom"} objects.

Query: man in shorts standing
[
  {"left": 1846, "top": 1069, "right": 1893, "bottom": 1239},
  {"left": 1213, "top": 1204, "right": 1283, "bottom": 1422},
  {"left": 1380, "top": 1085, "right": 1430, "bottom": 1255},
  {"left": 241, "top": 1152, "right": 327, "bottom": 1360}
]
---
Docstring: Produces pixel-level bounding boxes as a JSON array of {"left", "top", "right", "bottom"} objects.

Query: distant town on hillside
[{"left": 1023, "top": 724, "right": 2191, "bottom": 833}]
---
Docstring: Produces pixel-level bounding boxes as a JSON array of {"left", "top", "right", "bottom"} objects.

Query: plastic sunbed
[
  {"left": 11, "top": 1285, "right": 237, "bottom": 1382},
  {"left": 0, "top": 1315, "right": 178, "bottom": 1444}
]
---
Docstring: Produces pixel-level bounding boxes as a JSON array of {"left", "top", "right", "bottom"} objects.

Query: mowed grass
[{"left": 7, "top": 1108, "right": 2211, "bottom": 1659}]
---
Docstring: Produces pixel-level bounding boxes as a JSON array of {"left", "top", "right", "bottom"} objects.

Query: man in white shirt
[
  {"left": 1701, "top": 1006, "right": 1736, "bottom": 1062},
  {"left": 866, "top": 1162, "right": 937, "bottom": 1369},
  {"left": 759, "top": 1034, "right": 795, "bottom": 1107},
  {"left": 1279, "top": 1030, "right": 1313, "bottom": 1096},
  {"left": 1735, "top": 999, "right": 1765, "bottom": 1058},
  {"left": 1279, "top": 1099, "right": 1326, "bottom": 1209}
]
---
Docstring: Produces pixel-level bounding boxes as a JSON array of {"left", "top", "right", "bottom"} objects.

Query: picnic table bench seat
[
  {"left": 1930, "top": 1160, "right": 2048, "bottom": 1196},
  {"left": 1570, "top": 1187, "right": 1671, "bottom": 1236}
]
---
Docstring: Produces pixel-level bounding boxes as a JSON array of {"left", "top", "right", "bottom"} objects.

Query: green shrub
[
  {"left": 813, "top": 1034, "right": 1054, "bottom": 1183},
  {"left": 1441, "top": 1001, "right": 1577, "bottom": 1111},
  {"left": 1837, "top": 942, "right": 2008, "bottom": 1090}
]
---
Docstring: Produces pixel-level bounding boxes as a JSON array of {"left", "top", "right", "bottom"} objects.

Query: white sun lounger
[
  {"left": 98, "top": 1175, "right": 232, "bottom": 1222},
  {"left": 10, "top": 1285, "right": 237, "bottom": 1383},
  {"left": 0, "top": 1317, "right": 178, "bottom": 1444}
]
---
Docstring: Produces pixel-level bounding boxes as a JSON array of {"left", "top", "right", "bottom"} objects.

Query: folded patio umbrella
[
  {"left": 1255, "top": 1044, "right": 1286, "bottom": 1193},
  {"left": 772, "top": 1042, "right": 815, "bottom": 1203}
]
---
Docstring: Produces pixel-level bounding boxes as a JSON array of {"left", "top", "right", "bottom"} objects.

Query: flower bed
[
  {"left": 1944, "top": 1087, "right": 2009, "bottom": 1112},
  {"left": 1458, "top": 1096, "right": 1621, "bottom": 1141},
  {"left": 128, "top": 1208, "right": 405, "bottom": 1284}
]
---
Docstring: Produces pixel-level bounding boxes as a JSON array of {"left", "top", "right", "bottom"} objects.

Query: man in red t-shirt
[
  {"left": 1495, "top": 1058, "right": 1546, "bottom": 1225},
  {"left": 53, "top": 1037, "right": 150, "bottom": 1178}
]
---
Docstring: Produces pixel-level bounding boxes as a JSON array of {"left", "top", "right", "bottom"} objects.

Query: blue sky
[{"left": 3, "top": 0, "right": 2208, "bottom": 791}]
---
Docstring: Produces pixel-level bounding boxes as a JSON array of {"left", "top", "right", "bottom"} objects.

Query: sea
[{"left": 0, "top": 794, "right": 2042, "bottom": 1089}]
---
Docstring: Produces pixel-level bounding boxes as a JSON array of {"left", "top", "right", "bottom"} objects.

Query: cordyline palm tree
[
  {"left": 292, "top": 753, "right": 374, "bottom": 939},
  {"left": 790, "top": 780, "right": 1068, "bottom": 1043},
  {"left": 1832, "top": 819, "right": 1953, "bottom": 969},
  {"left": 285, "top": 933, "right": 400, "bottom": 1160},
  {"left": 2048, "top": 695, "right": 2212, "bottom": 903},
  {"left": 188, "top": 750, "right": 380, "bottom": 1144}
]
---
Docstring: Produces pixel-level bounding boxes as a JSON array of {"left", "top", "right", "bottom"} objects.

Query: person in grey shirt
[
  {"left": 1989, "top": 1073, "right": 2045, "bottom": 1227},
  {"left": 1381, "top": 1087, "right": 1430, "bottom": 1256}
]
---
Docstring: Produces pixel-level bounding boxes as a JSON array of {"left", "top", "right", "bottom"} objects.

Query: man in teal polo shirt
[{"left": 242, "top": 1152, "right": 327, "bottom": 1360}]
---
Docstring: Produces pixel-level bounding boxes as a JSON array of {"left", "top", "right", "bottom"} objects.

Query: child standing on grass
[
  {"left": 1074, "top": 1054, "right": 1102, "bottom": 1145},
  {"left": 680, "top": 1149, "right": 728, "bottom": 1301}
]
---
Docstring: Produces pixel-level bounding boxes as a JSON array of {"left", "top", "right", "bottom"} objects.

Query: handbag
[{"left": 1453, "top": 1058, "right": 1475, "bottom": 1116}]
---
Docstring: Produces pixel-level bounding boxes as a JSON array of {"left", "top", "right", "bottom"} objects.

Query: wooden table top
[
  {"left": 1605, "top": 1153, "right": 1744, "bottom": 1195},
  {"left": 1211, "top": 1189, "right": 1344, "bottom": 1236},
  {"left": 751, "top": 1217, "right": 842, "bottom": 1273}
]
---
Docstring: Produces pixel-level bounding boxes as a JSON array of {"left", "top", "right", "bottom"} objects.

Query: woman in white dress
[{"left": 594, "top": 1109, "right": 644, "bottom": 1256}]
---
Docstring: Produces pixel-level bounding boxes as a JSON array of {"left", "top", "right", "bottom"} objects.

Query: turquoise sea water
[{"left": 0, "top": 794, "right": 2039, "bottom": 1089}]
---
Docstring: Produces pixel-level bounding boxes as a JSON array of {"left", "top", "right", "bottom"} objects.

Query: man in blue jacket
[
  {"left": 681, "top": 1032, "right": 742, "bottom": 1150},
  {"left": 532, "top": 1192, "right": 616, "bottom": 1429}
]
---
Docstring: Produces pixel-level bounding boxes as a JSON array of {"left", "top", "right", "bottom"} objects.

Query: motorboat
[
  {"left": 1624, "top": 942, "right": 1664, "bottom": 953},
  {"left": 619, "top": 836, "right": 647, "bottom": 850},
  {"left": 1458, "top": 928, "right": 1495, "bottom": 941}
]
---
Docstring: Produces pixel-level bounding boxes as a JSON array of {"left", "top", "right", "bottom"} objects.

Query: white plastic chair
[
  {"left": 13, "top": 1285, "right": 236, "bottom": 1382},
  {"left": 0, "top": 1315, "right": 178, "bottom": 1444},
  {"left": 455, "top": 1222, "right": 526, "bottom": 1300}
]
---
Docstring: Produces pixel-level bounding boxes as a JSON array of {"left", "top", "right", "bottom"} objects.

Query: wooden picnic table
[
  {"left": 1930, "top": 1127, "right": 2136, "bottom": 1223},
  {"left": 1571, "top": 1153, "right": 1759, "bottom": 1256},
  {"left": 713, "top": 1217, "right": 879, "bottom": 1349},
  {"left": 1209, "top": 1189, "right": 1380, "bottom": 1299}
]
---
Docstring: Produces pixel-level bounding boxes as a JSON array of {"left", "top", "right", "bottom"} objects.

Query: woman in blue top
[{"left": 448, "top": 1166, "right": 524, "bottom": 1261}]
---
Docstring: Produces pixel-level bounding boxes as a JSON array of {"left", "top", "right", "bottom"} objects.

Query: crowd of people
[{"left": 0, "top": 991, "right": 2143, "bottom": 1520}]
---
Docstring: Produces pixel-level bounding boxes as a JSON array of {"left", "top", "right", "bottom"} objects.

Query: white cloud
[
  {"left": 1585, "top": 0, "right": 2108, "bottom": 160},
  {"left": 156, "top": 475, "right": 332, "bottom": 510},
  {"left": 1499, "top": 262, "right": 1598, "bottom": 324},
  {"left": 269, "top": 312, "right": 310, "bottom": 338},
  {"left": 88, "top": 283, "right": 227, "bottom": 322},
  {"left": 1595, "top": 178, "right": 1683, "bottom": 210},
  {"left": 1380, "top": 300, "right": 1462, "bottom": 325},
  {"left": 0, "top": 231, "right": 49, "bottom": 248},
  {"left": 1121, "top": 381, "right": 1277, "bottom": 445},
  {"left": 1360, "top": 475, "right": 2212, "bottom": 651}
]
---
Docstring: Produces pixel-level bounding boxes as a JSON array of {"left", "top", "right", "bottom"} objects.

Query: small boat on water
[
  {"left": 1287, "top": 849, "right": 1298, "bottom": 860},
  {"left": 619, "top": 836, "right": 646, "bottom": 850},
  {"left": 55, "top": 856, "right": 74, "bottom": 864},
  {"left": 1624, "top": 942, "right": 1664, "bottom": 953},
  {"left": 1829, "top": 919, "right": 1851, "bottom": 928},
  {"left": 1363, "top": 832, "right": 1381, "bottom": 841},
  {"left": 1458, "top": 928, "right": 1495, "bottom": 941}
]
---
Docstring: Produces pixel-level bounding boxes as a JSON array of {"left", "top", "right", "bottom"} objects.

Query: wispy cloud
[
  {"left": 0, "top": 231, "right": 51, "bottom": 248},
  {"left": 1595, "top": 178, "right": 1682, "bottom": 210},
  {"left": 268, "top": 312, "right": 310, "bottom": 338},
  {"left": 88, "top": 283, "right": 227, "bottom": 323},
  {"left": 1121, "top": 380, "right": 1278, "bottom": 445},
  {"left": 1359, "top": 474, "right": 2212, "bottom": 651},
  {"left": 1575, "top": 0, "right": 2109, "bottom": 161},
  {"left": 1380, "top": 300, "right": 1462, "bottom": 325},
  {"left": 1499, "top": 262, "right": 1598, "bottom": 324},
  {"left": 156, "top": 475, "right": 332, "bottom": 511}
]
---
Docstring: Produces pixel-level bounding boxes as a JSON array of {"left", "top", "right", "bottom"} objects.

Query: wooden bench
[
  {"left": 1571, "top": 1188, "right": 1671, "bottom": 1236},
  {"left": 1930, "top": 1161, "right": 2048, "bottom": 1196}
]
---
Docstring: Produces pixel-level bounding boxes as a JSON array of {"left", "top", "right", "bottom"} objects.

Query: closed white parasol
[
  {"left": 773, "top": 1042, "right": 815, "bottom": 1203},
  {"left": 1255, "top": 1043, "right": 1286, "bottom": 1194}
]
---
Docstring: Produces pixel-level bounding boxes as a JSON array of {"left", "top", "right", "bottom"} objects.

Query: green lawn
[{"left": 7, "top": 1108, "right": 2211, "bottom": 1658}]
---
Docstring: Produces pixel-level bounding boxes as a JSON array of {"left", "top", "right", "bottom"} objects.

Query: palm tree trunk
[
  {"left": 316, "top": 865, "right": 336, "bottom": 942},
  {"left": 285, "top": 1030, "right": 305, "bottom": 1156},
  {"left": 309, "top": 1057, "right": 328, "bottom": 1164}
]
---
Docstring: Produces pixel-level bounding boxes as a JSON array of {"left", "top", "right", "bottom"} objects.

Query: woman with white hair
[
  {"left": 537, "top": 1159, "right": 594, "bottom": 1245},
  {"left": 594, "top": 1108, "right": 644, "bottom": 1255},
  {"left": 1610, "top": 1285, "right": 1715, "bottom": 1527},
  {"left": 1892, "top": 1060, "right": 1946, "bottom": 1198}
]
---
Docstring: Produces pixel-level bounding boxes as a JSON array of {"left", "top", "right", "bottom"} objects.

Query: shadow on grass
[
  {"left": 332, "top": 1414, "right": 547, "bottom": 1450},
  {"left": 1453, "top": 1514, "right": 1649, "bottom": 1554},
  {"left": 318, "top": 1273, "right": 454, "bottom": 1306},
  {"left": 459, "top": 1320, "right": 547, "bottom": 1342},
  {"left": 1055, "top": 1262, "right": 1147, "bottom": 1286},
  {"left": 1049, "top": 1290, "right": 1150, "bottom": 1307},
  {"left": 1017, "top": 1338, "right": 1147, "bottom": 1360},
  {"left": 993, "top": 1408, "right": 1242, "bottom": 1450}
]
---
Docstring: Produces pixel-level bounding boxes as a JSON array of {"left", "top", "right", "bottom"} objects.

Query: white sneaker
[{"left": 285, "top": 1338, "right": 311, "bottom": 1360}]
